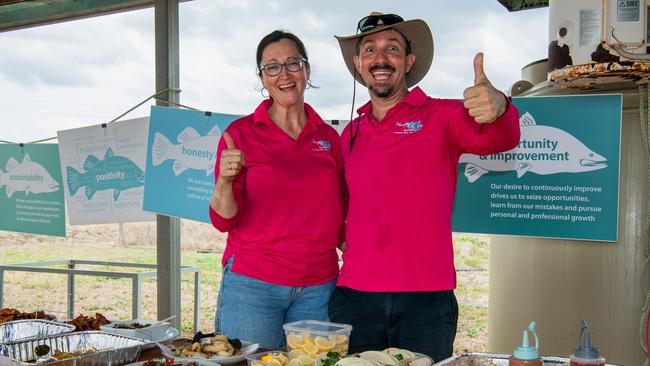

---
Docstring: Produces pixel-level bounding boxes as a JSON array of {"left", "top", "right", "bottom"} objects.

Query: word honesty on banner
[
  {"left": 144, "top": 106, "right": 241, "bottom": 223},
  {"left": 0, "top": 144, "right": 66, "bottom": 237},
  {"left": 452, "top": 94, "right": 621, "bottom": 242}
]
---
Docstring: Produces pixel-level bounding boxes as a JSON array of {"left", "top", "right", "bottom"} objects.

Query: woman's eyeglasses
[
  {"left": 357, "top": 14, "right": 404, "bottom": 33},
  {"left": 259, "top": 58, "right": 307, "bottom": 77}
]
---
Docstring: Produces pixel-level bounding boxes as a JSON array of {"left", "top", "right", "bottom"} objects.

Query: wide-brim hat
[{"left": 335, "top": 12, "right": 434, "bottom": 88}]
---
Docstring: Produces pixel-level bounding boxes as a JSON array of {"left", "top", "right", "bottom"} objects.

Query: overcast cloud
[{"left": 0, "top": 0, "right": 548, "bottom": 142}]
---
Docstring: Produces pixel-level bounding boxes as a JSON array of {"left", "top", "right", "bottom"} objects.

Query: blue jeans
[
  {"left": 215, "top": 256, "right": 336, "bottom": 349},
  {"left": 328, "top": 286, "right": 458, "bottom": 362}
]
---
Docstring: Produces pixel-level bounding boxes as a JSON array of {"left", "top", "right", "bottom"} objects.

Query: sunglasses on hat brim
[{"left": 356, "top": 14, "right": 404, "bottom": 33}]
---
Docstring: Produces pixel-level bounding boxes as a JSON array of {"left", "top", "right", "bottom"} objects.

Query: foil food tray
[
  {"left": 0, "top": 331, "right": 147, "bottom": 365},
  {"left": 0, "top": 320, "right": 75, "bottom": 345},
  {"left": 433, "top": 352, "right": 622, "bottom": 366}
]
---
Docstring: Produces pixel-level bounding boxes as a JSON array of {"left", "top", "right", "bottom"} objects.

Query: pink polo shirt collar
[
  {"left": 253, "top": 99, "right": 325, "bottom": 139},
  {"left": 356, "top": 87, "right": 428, "bottom": 118}
]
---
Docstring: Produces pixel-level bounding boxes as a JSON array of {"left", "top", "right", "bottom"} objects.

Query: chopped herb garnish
[{"left": 321, "top": 351, "right": 342, "bottom": 366}]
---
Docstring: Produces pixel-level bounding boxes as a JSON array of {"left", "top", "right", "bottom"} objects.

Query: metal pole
[
  {"left": 154, "top": 0, "right": 181, "bottom": 332},
  {"left": 194, "top": 270, "right": 200, "bottom": 333},
  {"left": 0, "top": 269, "right": 4, "bottom": 308},
  {"left": 67, "top": 261, "right": 75, "bottom": 320},
  {"left": 133, "top": 276, "right": 142, "bottom": 320}
]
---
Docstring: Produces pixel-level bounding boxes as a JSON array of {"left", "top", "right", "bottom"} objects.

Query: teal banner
[
  {"left": 0, "top": 144, "right": 66, "bottom": 237},
  {"left": 144, "top": 107, "right": 241, "bottom": 223},
  {"left": 452, "top": 94, "right": 621, "bottom": 241}
]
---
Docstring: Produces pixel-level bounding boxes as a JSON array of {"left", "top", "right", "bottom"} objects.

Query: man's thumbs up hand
[
  {"left": 473, "top": 52, "right": 488, "bottom": 86},
  {"left": 463, "top": 52, "right": 508, "bottom": 124}
]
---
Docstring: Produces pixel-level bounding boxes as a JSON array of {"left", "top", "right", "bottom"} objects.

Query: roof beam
[
  {"left": 0, "top": 0, "right": 156, "bottom": 32},
  {"left": 496, "top": 0, "right": 548, "bottom": 12}
]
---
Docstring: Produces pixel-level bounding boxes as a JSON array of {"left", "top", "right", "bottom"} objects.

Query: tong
[{"left": 192, "top": 331, "right": 215, "bottom": 343}]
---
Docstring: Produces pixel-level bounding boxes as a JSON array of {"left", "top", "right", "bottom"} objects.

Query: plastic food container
[
  {"left": 246, "top": 351, "right": 290, "bottom": 366},
  {"left": 283, "top": 320, "right": 352, "bottom": 364},
  {"left": 100, "top": 319, "right": 171, "bottom": 341}
]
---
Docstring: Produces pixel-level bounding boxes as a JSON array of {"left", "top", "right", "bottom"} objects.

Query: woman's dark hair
[{"left": 256, "top": 30, "right": 309, "bottom": 77}]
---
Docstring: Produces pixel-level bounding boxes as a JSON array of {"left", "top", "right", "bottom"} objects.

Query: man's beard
[
  {"left": 367, "top": 63, "right": 397, "bottom": 98},
  {"left": 369, "top": 85, "right": 394, "bottom": 98}
]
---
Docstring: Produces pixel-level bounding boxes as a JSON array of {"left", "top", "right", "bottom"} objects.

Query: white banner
[{"left": 57, "top": 118, "right": 154, "bottom": 225}]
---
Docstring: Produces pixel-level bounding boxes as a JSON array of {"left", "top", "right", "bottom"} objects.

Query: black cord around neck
[{"left": 348, "top": 70, "right": 360, "bottom": 153}]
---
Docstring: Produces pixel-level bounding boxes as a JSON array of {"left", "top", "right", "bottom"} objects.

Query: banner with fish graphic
[
  {"left": 144, "top": 106, "right": 241, "bottom": 223},
  {"left": 57, "top": 117, "right": 154, "bottom": 225},
  {"left": 0, "top": 144, "right": 66, "bottom": 236},
  {"left": 452, "top": 94, "right": 621, "bottom": 241}
]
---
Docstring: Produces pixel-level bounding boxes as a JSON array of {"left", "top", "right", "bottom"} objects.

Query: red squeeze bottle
[{"left": 569, "top": 320, "right": 605, "bottom": 366}]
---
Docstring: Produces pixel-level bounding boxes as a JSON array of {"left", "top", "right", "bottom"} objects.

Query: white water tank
[
  {"left": 548, "top": 0, "right": 650, "bottom": 86},
  {"left": 489, "top": 76, "right": 648, "bottom": 366},
  {"left": 548, "top": 0, "right": 650, "bottom": 71}
]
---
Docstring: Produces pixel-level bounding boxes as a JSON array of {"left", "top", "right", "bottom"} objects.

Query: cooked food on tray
[
  {"left": 142, "top": 358, "right": 199, "bottom": 366},
  {"left": 113, "top": 322, "right": 151, "bottom": 329},
  {"left": 0, "top": 308, "right": 56, "bottom": 324},
  {"left": 67, "top": 312, "right": 110, "bottom": 331},
  {"left": 331, "top": 348, "right": 434, "bottom": 366},
  {"left": 51, "top": 348, "right": 98, "bottom": 360},
  {"left": 25, "top": 347, "right": 98, "bottom": 362},
  {"left": 441, "top": 355, "right": 496, "bottom": 366},
  {"left": 170, "top": 335, "right": 242, "bottom": 358}
]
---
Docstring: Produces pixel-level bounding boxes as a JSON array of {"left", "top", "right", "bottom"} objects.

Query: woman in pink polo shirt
[{"left": 209, "top": 30, "right": 345, "bottom": 349}]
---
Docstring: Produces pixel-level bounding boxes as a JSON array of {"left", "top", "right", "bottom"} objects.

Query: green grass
[{"left": 1, "top": 234, "right": 490, "bottom": 353}]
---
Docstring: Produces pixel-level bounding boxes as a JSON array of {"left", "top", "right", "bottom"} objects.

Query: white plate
[
  {"left": 158, "top": 327, "right": 180, "bottom": 343},
  {"left": 159, "top": 339, "right": 259, "bottom": 365},
  {"left": 207, "top": 341, "right": 259, "bottom": 364},
  {"left": 101, "top": 319, "right": 172, "bottom": 341},
  {"left": 141, "top": 327, "right": 180, "bottom": 350}
]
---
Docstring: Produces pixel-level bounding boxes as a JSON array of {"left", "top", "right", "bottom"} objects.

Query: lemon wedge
[
  {"left": 303, "top": 342, "right": 319, "bottom": 355},
  {"left": 314, "top": 336, "right": 335, "bottom": 351}
]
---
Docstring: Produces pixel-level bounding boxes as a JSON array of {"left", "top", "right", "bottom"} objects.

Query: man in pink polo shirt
[{"left": 328, "top": 12, "right": 521, "bottom": 361}]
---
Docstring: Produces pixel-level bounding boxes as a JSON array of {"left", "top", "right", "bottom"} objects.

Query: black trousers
[{"left": 328, "top": 286, "right": 458, "bottom": 363}]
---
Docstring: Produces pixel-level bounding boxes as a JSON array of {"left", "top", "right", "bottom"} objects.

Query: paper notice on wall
[
  {"left": 579, "top": 8, "right": 601, "bottom": 46},
  {"left": 617, "top": 0, "right": 640, "bottom": 22}
]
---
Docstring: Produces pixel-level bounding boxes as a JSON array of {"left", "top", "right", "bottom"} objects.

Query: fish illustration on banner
[
  {"left": 66, "top": 148, "right": 145, "bottom": 201},
  {"left": 144, "top": 106, "right": 240, "bottom": 223},
  {"left": 0, "top": 144, "right": 66, "bottom": 237},
  {"left": 0, "top": 154, "right": 60, "bottom": 198},
  {"left": 152, "top": 125, "right": 221, "bottom": 176},
  {"left": 459, "top": 112, "right": 607, "bottom": 182}
]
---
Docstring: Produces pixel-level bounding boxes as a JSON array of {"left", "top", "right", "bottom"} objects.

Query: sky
[{"left": 0, "top": 0, "right": 549, "bottom": 143}]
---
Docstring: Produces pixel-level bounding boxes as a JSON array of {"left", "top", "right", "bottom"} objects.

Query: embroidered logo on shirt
[
  {"left": 312, "top": 139, "right": 332, "bottom": 152},
  {"left": 394, "top": 121, "right": 423, "bottom": 135}
]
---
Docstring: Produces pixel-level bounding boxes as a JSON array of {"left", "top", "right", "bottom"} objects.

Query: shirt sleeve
[
  {"left": 447, "top": 98, "right": 521, "bottom": 156},
  {"left": 209, "top": 130, "right": 245, "bottom": 232}
]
